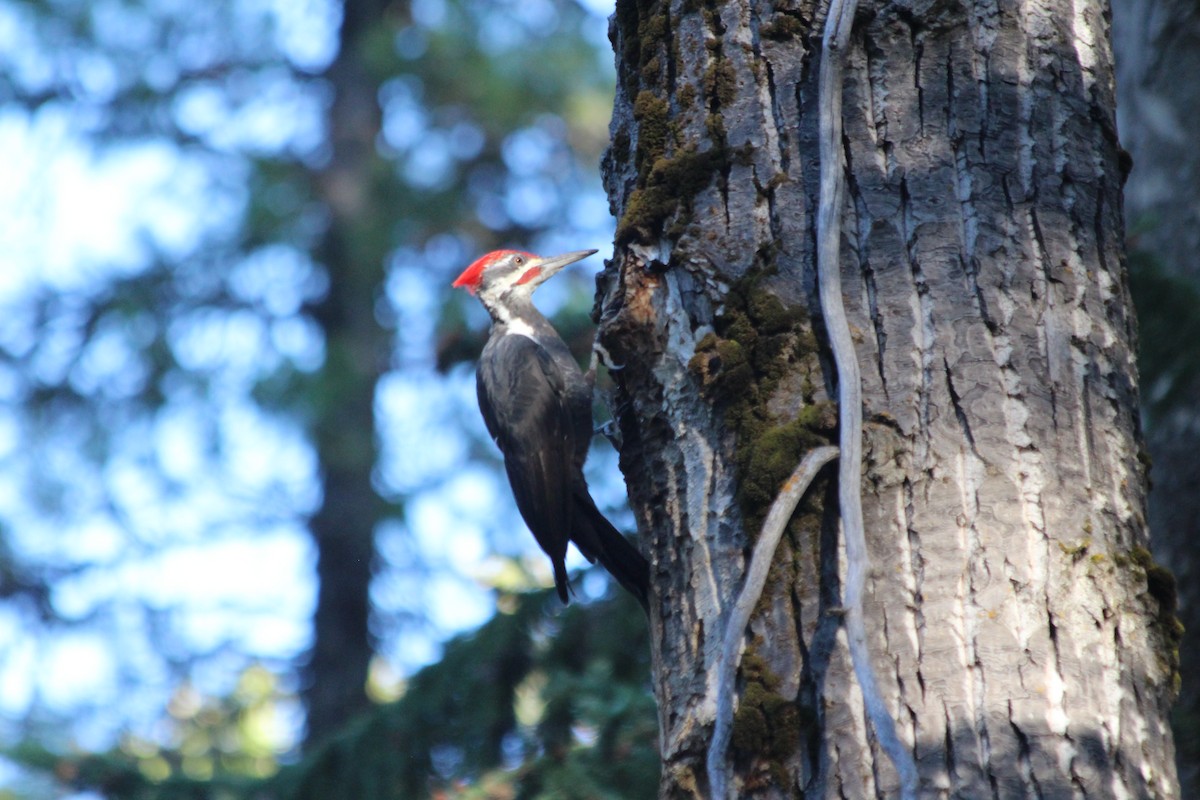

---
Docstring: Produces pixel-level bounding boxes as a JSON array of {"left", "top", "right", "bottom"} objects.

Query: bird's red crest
[{"left": 452, "top": 249, "right": 537, "bottom": 294}]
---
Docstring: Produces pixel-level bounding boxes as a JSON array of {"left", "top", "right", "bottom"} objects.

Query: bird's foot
[{"left": 592, "top": 341, "right": 624, "bottom": 372}]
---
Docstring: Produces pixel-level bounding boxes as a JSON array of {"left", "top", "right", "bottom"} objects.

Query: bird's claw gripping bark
[{"left": 592, "top": 341, "right": 624, "bottom": 372}]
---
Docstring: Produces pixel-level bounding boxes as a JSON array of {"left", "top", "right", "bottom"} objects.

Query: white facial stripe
[
  {"left": 480, "top": 265, "right": 529, "bottom": 297},
  {"left": 503, "top": 317, "right": 537, "bottom": 339}
]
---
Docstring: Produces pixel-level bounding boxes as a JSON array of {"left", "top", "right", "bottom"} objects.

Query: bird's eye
[{"left": 514, "top": 255, "right": 524, "bottom": 265}]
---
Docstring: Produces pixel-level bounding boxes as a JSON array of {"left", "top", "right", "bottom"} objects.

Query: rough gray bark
[
  {"left": 1112, "top": 1, "right": 1200, "bottom": 792},
  {"left": 599, "top": 1, "right": 1181, "bottom": 797}
]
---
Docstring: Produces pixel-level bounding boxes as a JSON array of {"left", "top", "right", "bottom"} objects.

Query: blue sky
[{"left": 0, "top": 0, "right": 623, "bottom": 789}]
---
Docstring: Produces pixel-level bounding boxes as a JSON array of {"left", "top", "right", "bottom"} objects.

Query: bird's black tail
[{"left": 571, "top": 494, "right": 651, "bottom": 612}]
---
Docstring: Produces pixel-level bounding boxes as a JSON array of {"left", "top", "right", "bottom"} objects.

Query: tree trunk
[
  {"left": 303, "top": 0, "right": 393, "bottom": 743},
  {"left": 599, "top": 1, "right": 1181, "bottom": 797},
  {"left": 1112, "top": 1, "right": 1200, "bottom": 793}
]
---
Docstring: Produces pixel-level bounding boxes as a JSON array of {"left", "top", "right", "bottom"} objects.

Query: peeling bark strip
[
  {"left": 709, "top": 445, "right": 839, "bottom": 799},
  {"left": 600, "top": 1, "right": 1180, "bottom": 798},
  {"left": 816, "top": 0, "right": 918, "bottom": 795}
]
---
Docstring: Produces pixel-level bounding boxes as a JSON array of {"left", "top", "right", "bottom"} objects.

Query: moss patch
[
  {"left": 677, "top": 82, "right": 697, "bottom": 110},
  {"left": 738, "top": 408, "right": 832, "bottom": 509},
  {"left": 614, "top": 0, "right": 670, "bottom": 95},
  {"left": 729, "top": 649, "right": 807, "bottom": 786},
  {"left": 640, "top": 55, "right": 662, "bottom": 85},
  {"left": 760, "top": 14, "right": 806, "bottom": 41},
  {"left": 688, "top": 269, "right": 832, "bottom": 539},
  {"left": 1118, "top": 546, "right": 1185, "bottom": 691},
  {"left": 612, "top": 0, "right": 759, "bottom": 246},
  {"left": 632, "top": 90, "right": 671, "bottom": 168},
  {"left": 617, "top": 144, "right": 727, "bottom": 244},
  {"left": 703, "top": 57, "right": 737, "bottom": 108},
  {"left": 1131, "top": 548, "right": 1182, "bottom": 630},
  {"left": 1058, "top": 537, "right": 1091, "bottom": 563}
]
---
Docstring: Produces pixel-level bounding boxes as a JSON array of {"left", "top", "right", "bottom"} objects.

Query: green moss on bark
[
  {"left": 614, "top": 0, "right": 669, "bottom": 95},
  {"left": 688, "top": 271, "right": 833, "bottom": 540},
  {"left": 760, "top": 15, "right": 805, "bottom": 41},
  {"left": 1112, "top": 546, "right": 1185, "bottom": 692},
  {"left": 703, "top": 57, "right": 737, "bottom": 107},
  {"left": 729, "top": 649, "right": 807, "bottom": 787},
  {"left": 640, "top": 55, "right": 662, "bottom": 85},
  {"left": 677, "top": 83, "right": 697, "bottom": 110},
  {"left": 616, "top": 143, "right": 726, "bottom": 245},
  {"left": 612, "top": 0, "right": 760, "bottom": 246},
  {"left": 632, "top": 90, "right": 670, "bottom": 168}
]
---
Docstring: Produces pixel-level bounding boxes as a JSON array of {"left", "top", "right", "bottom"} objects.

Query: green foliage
[
  {"left": 1128, "top": 249, "right": 1200, "bottom": 422},
  {"left": 1, "top": 0, "right": 639, "bottom": 794},
  {"left": 13, "top": 591, "right": 657, "bottom": 800}
]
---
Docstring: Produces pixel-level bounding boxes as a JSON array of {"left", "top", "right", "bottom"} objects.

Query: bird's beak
[{"left": 519, "top": 249, "right": 599, "bottom": 288}]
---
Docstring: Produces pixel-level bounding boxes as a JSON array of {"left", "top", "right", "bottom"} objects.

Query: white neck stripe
[{"left": 503, "top": 317, "right": 537, "bottom": 339}]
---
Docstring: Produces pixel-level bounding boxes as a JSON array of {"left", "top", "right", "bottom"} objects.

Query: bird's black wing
[{"left": 476, "top": 334, "right": 581, "bottom": 601}]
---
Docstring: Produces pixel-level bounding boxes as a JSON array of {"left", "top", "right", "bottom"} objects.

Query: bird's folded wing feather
[{"left": 476, "top": 335, "right": 579, "bottom": 561}]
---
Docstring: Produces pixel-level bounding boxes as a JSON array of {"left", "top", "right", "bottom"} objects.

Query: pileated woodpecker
[{"left": 452, "top": 249, "right": 650, "bottom": 611}]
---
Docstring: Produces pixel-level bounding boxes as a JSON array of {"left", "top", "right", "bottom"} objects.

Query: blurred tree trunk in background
[
  {"left": 1114, "top": 1, "right": 1200, "bottom": 282},
  {"left": 600, "top": 0, "right": 1181, "bottom": 796},
  {"left": 304, "top": 0, "right": 395, "bottom": 743},
  {"left": 0, "top": 0, "right": 653, "bottom": 778},
  {"left": 1112, "top": 0, "right": 1200, "bottom": 791}
]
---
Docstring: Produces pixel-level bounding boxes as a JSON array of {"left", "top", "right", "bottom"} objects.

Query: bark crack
[
  {"left": 748, "top": 5, "right": 792, "bottom": 177},
  {"left": 943, "top": 702, "right": 956, "bottom": 787},
  {"left": 899, "top": 176, "right": 936, "bottom": 468},
  {"left": 909, "top": 24, "right": 926, "bottom": 135},
  {"left": 846, "top": 161, "right": 889, "bottom": 399},
  {"left": 944, "top": 357, "right": 983, "bottom": 461},
  {"left": 663, "top": 5, "right": 677, "bottom": 96},
  {"left": 1009, "top": 702, "right": 1046, "bottom": 800},
  {"left": 764, "top": 59, "right": 791, "bottom": 173},
  {"left": 902, "top": 478, "right": 926, "bottom": 702},
  {"left": 947, "top": 75, "right": 982, "bottom": 291}
]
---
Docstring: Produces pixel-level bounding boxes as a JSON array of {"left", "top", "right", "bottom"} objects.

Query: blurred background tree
[
  {"left": 0, "top": 0, "right": 1198, "bottom": 797},
  {"left": 0, "top": 0, "right": 653, "bottom": 797}
]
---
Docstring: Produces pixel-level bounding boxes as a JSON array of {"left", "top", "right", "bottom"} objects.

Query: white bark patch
[
  {"left": 1042, "top": 661, "right": 1077, "bottom": 776},
  {"left": 893, "top": 488, "right": 922, "bottom": 666},
  {"left": 654, "top": 271, "right": 725, "bottom": 618},
  {"left": 1071, "top": 0, "right": 1099, "bottom": 79}
]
